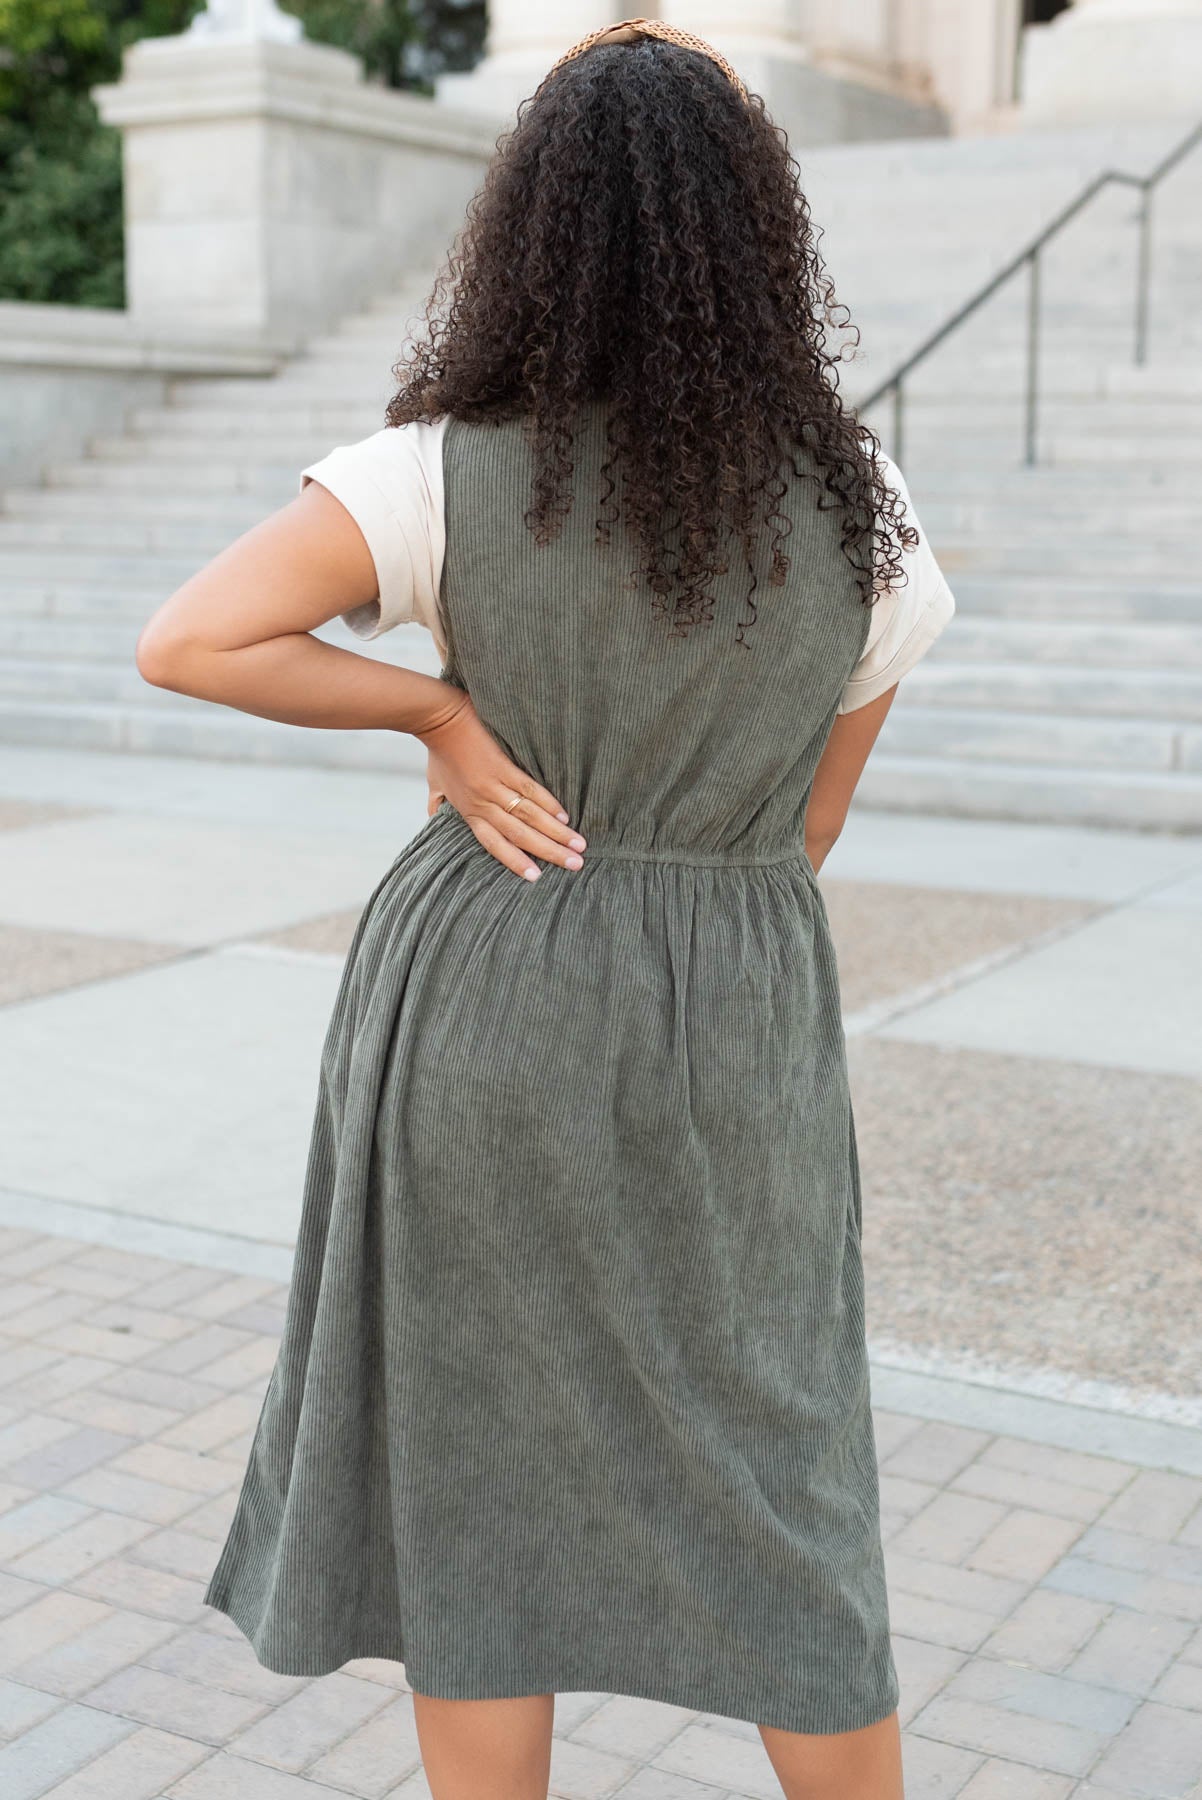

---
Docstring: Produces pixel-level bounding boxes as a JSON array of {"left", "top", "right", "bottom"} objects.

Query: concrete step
[
  {"left": 1, "top": 490, "right": 281, "bottom": 526},
  {"left": 125, "top": 404, "right": 386, "bottom": 436},
  {"left": 936, "top": 575, "right": 1202, "bottom": 622},
  {"left": 928, "top": 617, "right": 1202, "bottom": 669},
  {"left": 904, "top": 660, "right": 1202, "bottom": 719},
  {"left": 880, "top": 702, "right": 1191, "bottom": 772},
  {"left": 855, "top": 753, "right": 1202, "bottom": 832},
  {"left": 0, "top": 697, "right": 425, "bottom": 773}
]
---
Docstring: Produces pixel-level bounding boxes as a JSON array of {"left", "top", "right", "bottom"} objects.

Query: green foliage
[{"left": 0, "top": 0, "right": 484, "bottom": 307}]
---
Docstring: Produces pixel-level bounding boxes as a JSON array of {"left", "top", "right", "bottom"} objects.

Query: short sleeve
[
  {"left": 299, "top": 417, "right": 450, "bottom": 660},
  {"left": 836, "top": 453, "right": 956, "bottom": 715}
]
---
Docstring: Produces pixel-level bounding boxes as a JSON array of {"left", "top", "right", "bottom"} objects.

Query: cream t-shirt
[{"left": 299, "top": 420, "right": 955, "bottom": 710}]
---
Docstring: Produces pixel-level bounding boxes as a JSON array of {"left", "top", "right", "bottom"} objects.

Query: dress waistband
[{"left": 576, "top": 836, "right": 811, "bottom": 871}]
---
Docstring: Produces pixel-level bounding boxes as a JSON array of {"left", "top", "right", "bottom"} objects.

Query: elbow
[{"left": 135, "top": 613, "right": 196, "bottom": 692}]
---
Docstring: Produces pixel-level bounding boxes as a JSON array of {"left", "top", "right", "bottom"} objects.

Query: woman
[{"left": 137, "top": 18, "right": 954, "bottom": 1799}]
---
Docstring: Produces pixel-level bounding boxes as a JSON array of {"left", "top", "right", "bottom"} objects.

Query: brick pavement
[{"left": 3, "top": 1227, "right": 1202, "bottom": 1798}]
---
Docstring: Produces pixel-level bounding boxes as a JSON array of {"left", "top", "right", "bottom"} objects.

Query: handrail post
[
  {"left": 1134, "top": 181, "right": 1153, "bottom": 367},
  {"left": 892, "top": 379, "right": 905, "bottom": 469},
  {"left": 1024, "top": 249, "right": 1041, "bottom": 467}
]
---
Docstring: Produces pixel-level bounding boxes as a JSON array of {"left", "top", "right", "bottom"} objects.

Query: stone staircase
[{"left": 1, "top": 119, "right": 1201, "bottom": 828}]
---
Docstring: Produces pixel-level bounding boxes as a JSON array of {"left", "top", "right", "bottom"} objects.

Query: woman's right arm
[{"left": 135, "top": 482, "right": 586, "bottom": 882}]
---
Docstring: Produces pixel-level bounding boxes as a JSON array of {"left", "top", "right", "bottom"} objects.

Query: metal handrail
[{"left": 858, "top": 118, "right": 1202, "bottom": 468}]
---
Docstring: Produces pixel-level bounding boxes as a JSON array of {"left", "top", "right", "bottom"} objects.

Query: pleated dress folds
[{"left": 203, "top": 401, "right": 956, "bottom": 1734}]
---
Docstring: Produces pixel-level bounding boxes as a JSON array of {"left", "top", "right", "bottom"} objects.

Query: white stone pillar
[
  {"left": 436, "top": 1, "right": 615, "bottom": 120},
  {"left": 93, "top": 13, "right": 496, "bottom": 340},
  {"left": 1021, "top": 0, "right": 1202, "bottom": 122}
]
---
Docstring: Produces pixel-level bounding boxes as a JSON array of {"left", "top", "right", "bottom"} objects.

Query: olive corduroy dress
[{"left": 202, "top": 402, "right": 902, "bottom": 1735}]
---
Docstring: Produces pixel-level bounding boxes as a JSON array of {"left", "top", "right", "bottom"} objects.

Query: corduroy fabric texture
[{"left": 203, "top": 402, "right": 900, "bottom": 1735}]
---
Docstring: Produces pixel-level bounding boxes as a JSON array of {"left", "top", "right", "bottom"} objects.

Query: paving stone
[
  {"left": 1098, "top": 1475, "right": 1202, "bottom": 1543},
  {"left": 4, "top": 1291, "right": 101, "bottom": 1338},
  {"left": 943, "top": 1655, "right": 1136, "bottom": 1733},
  {"left": 228, "top": 1671, "right": 393, "bottom": 1771},
  {"left": 652, "top": 1721, "right": 778, "bottom": 1799},
  {"left": 342, "top": 1659, "right": 412, "bottom": 1693},
  {"left": 0, "top": 1496, "right": 94, "bottom": 1560},
  {"left": 48, "top": 1264, "right": 142, "bottom": 1303},
  {"left": 152, "top": 1327, "right": 258, "bottom": 1379},
  {"left": 8, "top": 1510, "right": 155, "bottom": 1585},
  {"left": 979, "top": 1441, "right": 1134, "bottom": 1498},
  {"left": 194, "top": 1339, "right": 279, "bottom": 1391},
  {"left": 1, "top": 1429, "right": 134, "bottom": 1491},
  {"left": 171, "top": 1494, "right": 238, "bottom": 1544},
  {"left": 554, "top": 1694, "right": 611, "bottom": 1733},
  {"left": 0, "top": 1677, "right": 62, "bottom": 1738},
  {"left": 899, "top": 1731, "right": 984, "bottom": 1799},
  {"left": 571, "top": 1696, "right": 697, "bottom": 1762},
  {"left": 8, "top": 1357, "right": 123, "bottom": 1412},
  {"left": 159, "top": 1397, "right": 263, "bottom": 1457},
  {"left": 31, "top": 1323, "right": 168, "bottom": 1366},
  {"left": 886, "top": 1549, "right": 1027, "bottom": 1617},
  {"left": 873, "top": 1412, "right": 925, "bottom": 1458},
  {"left": 127, "top": 1527, "right": 225, "bottom": 1583},
  {"left": 958, "top": 1760, "right": 1074, "bottom": 1798},
  {"left": 175, "top": 1278, "right": 282, "bottom": 1324},
  {"left": 611, "top": 1768, "right": 730, "bottom": 1800},
  {"left": 967, "top": 1510, "right": 1085, "bottom": 1583},
  {"left": 60, "top": 1467, "right": 203, "bottom": 1526},
  {"left": 127, "top": 1270, "right": 234, "bottom": 1314},
  {"left": 909, "top": 1694, "right": 1106, "bottom": 1776},
  {"left": 166, "top": 1751, "right": 350, "bottom": 1797},
  {"left": 545, "top": 1735, "right": 646, "bottom": 1799},
  {"left": 1046, "top": 1559, "right": 1202, "bottom": 1624},
  {"left": 1178, "top": 1626, "right": 1202, "bottom": 1668},
  {"left": 1075, "top": 1527, "right": 1202, "bottom": 1586},
  {"left": 1069, "top": 1613, "right": 1197, "bottom": 1698},
  {"left": 72, "top": 1557, "right": 210, "bottom": 1623},
  {"left": 85, "top": 1662, "right": 270, "bottom": 1744},
  {"left": 141, "top": 1624, "right": 311, "bottom": 1705},
  {"left": 306, "top": 1694, "right": 424, "bottom": 1796},
  {"left": 109, "top": 1444, "right": 240, "bottom": 1498},
  {"left": 95, "top": 1367, "right": 229, "bottom": 1415},
  {"left": 0, "top": 1593, "right": 114, "bottom": 1675},
  {"left": 1088, "top": 1700, "right": 1202, "bottom": 1796},
  {"left": 0, "top": 1414, "right": 78, "bottom": 1465},
  {"left": 0, "top": 1573, "right": 48, "bottom": 1619},
  {"left": 79, "top": 1302, "right": 198, "bottom": 1344},
  {"left": 38, "top": 1724, "right": 211, "bottom": 1799},
  {"left": 982, "top": 1589, "right": 1112, "bottom": 1671},
  {"left": 882, "top": 1422, "right": 992, "bottom": 1487},
  {"left": 893, "top": 1635, "right": 966, "bottom": 1725},
  {"left": 951, "top": 1461, "right": 1117, "bottom": 1525},
  {"left": 888, "top": 1588, "right": 999, "bottom": 1654},
  {"left": 880, "top": 1472, "right": 941, "bottom": 1524},
  {"left": 11, "top": 1609, "right": 179, "bottom": 1698},
  {"left": 1152, "top": 1661, "right": 1202, "bottom": 1712},
  {"left": 892, "top": 1492, "right": 1010, "bottom": 1565},
  {"left": 49, "top": 1392, "right": 183, "bottom": 1441},
  {"left": 0, "top": 1702, "right": 133, "bottom": 1800}
]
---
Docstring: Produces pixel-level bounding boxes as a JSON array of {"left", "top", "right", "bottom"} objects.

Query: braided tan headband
[{"left": 541, "top": 16, "right": 749, "bottom": 102}]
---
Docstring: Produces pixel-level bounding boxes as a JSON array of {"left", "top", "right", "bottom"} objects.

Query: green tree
[{"left": 0, "top": 0, "right": 484, "bottom": 307}]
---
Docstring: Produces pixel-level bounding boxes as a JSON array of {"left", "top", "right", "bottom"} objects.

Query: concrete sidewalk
[
  {"left": 2, "top": 1221, "right": 1202, "bottom": 1799},
  {"left": 1, "top": 743, "right": 1201, "bottom": 1795}
]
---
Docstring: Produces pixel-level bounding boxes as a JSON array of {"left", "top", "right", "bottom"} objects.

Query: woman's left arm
[{"left": 804, "top": 685, "right": 897, "bottom": 873}]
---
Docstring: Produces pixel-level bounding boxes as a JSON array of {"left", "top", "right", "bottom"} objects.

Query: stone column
[
  {"left": 1021, "top": 0, "right": 1202, "bottom": 122},
  {"left": 93, "top": 1, "right": 497, "bottom": 341},
  {"left": 436, "top": 0, "right": 614, "bottom": 119}
]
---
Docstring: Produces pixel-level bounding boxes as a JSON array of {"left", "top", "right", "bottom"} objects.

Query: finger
[
  {"left": 490, "top": 806, "right": 585, "bottom": 870},
  {"left": 496, "top": 771, "right": 579, "bottom": 837},
  {"left": 492, "top": 786, "right": 586, "bottom": 852},
  {"left": 472, "top": 817, "right": 542, "bottom": 882}
]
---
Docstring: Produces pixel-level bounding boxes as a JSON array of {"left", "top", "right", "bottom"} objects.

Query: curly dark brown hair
[{"left": 386, "top": 34, "right": 916, "bottom": 641}]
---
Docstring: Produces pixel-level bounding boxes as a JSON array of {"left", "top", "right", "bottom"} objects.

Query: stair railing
[{"left": 857, "top": 117, "right": 1202, "bottom": 470}]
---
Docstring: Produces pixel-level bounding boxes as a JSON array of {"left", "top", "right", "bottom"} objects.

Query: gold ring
[{"left": 504, "top": 793, "right": 523, "bottom": 815}]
